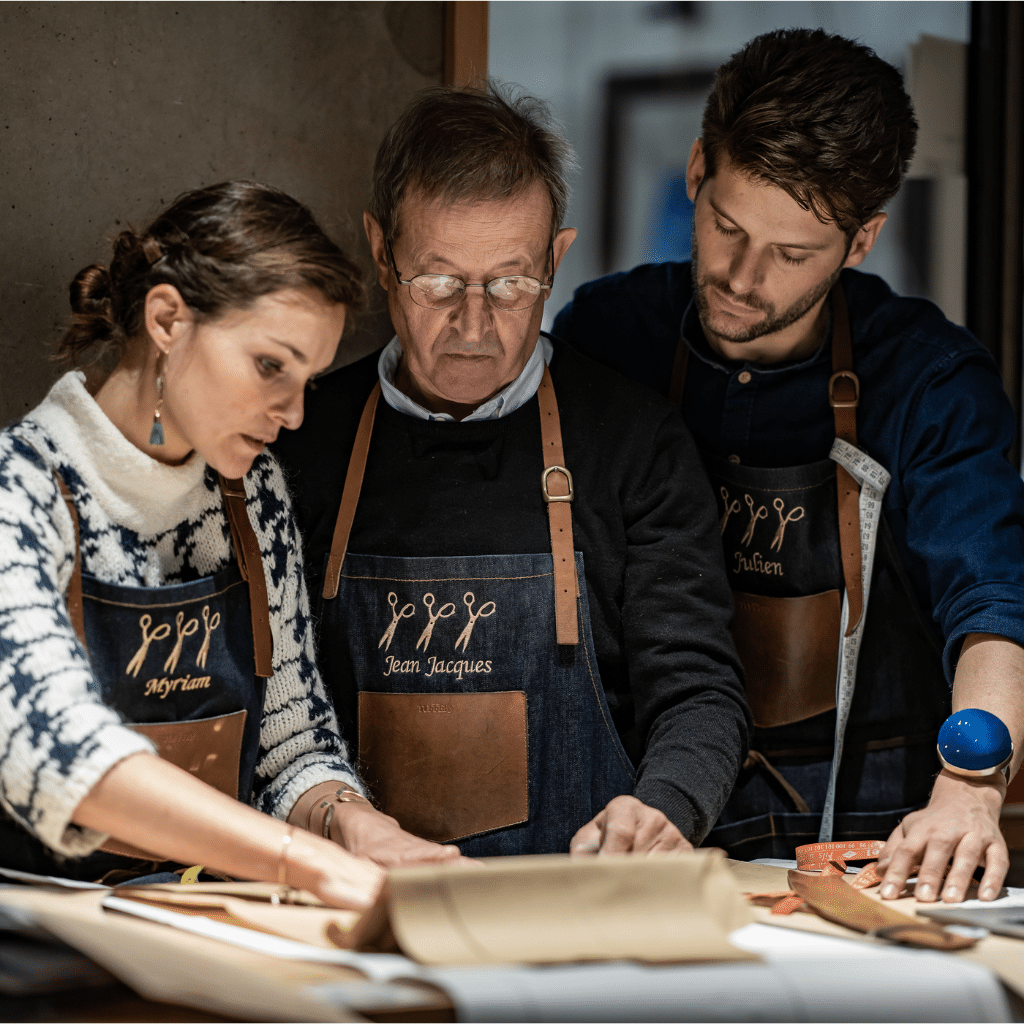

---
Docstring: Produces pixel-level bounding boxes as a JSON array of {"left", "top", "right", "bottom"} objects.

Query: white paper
[{"left": 100, "top": 895, "right": 422, "bottom": 982}]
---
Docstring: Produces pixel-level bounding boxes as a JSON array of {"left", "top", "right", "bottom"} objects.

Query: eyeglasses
[{"left": 386, "top": 242, "right": 553, "bottom": 312}]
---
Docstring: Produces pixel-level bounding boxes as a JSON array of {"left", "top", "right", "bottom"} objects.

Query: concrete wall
[{"left": 0, "top": 1, "right": 444, "bottom": 426}]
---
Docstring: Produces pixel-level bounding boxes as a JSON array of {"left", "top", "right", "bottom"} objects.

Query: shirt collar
[{"left": 377, "top": 335, "right": 553, "bottom": 421}]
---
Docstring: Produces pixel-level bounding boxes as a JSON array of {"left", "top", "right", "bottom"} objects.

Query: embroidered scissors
[
  {"left": 195, "top": 604, "right": 221, "bottom": 669},
  {"left": 740, "top": 493, "right": 768, "bottom": 547},
  {"left": 770, "top": 497, "right": 805, "bottom": 552},
  {"left": 164, "top": 610, "right": 200, "bottom": 674},
  {"left": 378, "top": 592, "right": 415, "bottom": 651},
  {"left": 416, "top": 593, "right": 456, "bottom": 651},
  {"left": 126, "top": 613, "right": 172, "bottom": 677},
  {"left": 454, "top": 592, "right": 496, "bottom": 653},
  {"left": 720, "top": 487, "right": 742, "bottom": 535}
]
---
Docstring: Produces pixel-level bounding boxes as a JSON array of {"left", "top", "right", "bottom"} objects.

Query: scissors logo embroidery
[
  {"left": 454, "top": 592, "right": 496, "bottom": 653},
  {"left": 195, "top": 605, "right": 221, "bottom": 669},
  {"left": 416, "top": 593, "right": 456, "bottom": 651},
  {"left": 720, "top": 487, "right": 742, "bottom": 535},
  {"left": 770, "top": 498, "right": 805, "bottom": 552},
  {"left": 741, "top": 493, "right": 768, "bottom": 547},
  {"left": 164, "top": 611, "right": 199, "bottom": 674},
  {"left": 379, "top": 592, "right": 415, "bottom": 651},
  {"left": 126, "top": 614, "right": 172, "bottom": 677}
]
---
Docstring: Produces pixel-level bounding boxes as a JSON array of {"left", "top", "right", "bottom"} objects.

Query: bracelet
[
  {"left": 317, "top": 786, "right": 372, "bottom": 841},
  {"left": 937, "top": 709, "right": 1014, "bottom": 782},
  {"left": 270, "top": 827, "right": 296, "bottom": 905}
]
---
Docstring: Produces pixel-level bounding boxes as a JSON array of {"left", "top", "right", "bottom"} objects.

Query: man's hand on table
[
  {"left": 876, "top": 768, "right": 1008, "bottom": 903},
  {"left": 569, "top": 795, "right": 693, "bottom": 855},
  {"left": 332, "top": 802, "right": 467, "bottom": 868}
]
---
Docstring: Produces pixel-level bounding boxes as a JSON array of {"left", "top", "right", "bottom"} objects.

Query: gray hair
[{"left": 368, "top": 82, "right": 576, "bottom": 242}]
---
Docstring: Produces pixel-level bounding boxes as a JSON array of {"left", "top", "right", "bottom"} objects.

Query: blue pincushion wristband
[{"left": 937, "top": 708, "right": 1013, "bottom": 779}]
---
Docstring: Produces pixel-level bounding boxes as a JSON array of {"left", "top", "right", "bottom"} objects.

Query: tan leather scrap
[
  {"left": 732, "top": 589, "right": 841, "bottom": 727},
  {"left": 358, "top": 690, "right": 529, "bottom": 843},
  {"left": 99, "top": 710, "right": 247, "bottom": 859}
]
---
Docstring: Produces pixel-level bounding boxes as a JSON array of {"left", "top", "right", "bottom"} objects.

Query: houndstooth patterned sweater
[{"left": 0, "top": 371, "right": 360, "bottom": 858}]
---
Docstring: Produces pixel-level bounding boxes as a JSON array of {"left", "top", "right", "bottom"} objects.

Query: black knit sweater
[{"left": 273, "top": 339, "right": 750, "bottom": 842}]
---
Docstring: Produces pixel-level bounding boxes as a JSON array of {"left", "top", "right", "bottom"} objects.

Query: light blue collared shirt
[{"left": 377, "top": 335, "right": 554, "bottom": 422}]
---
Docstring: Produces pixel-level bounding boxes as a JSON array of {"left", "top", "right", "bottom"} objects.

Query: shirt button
[
  {"left": 737, "top": 370, "right": 752, "bottom": 384},
  {"left": 728, "top": 454, "right": 741, "bottom": 465}
]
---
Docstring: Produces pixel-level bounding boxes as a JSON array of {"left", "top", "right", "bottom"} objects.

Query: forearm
[
  {"left": 72, "top": 752, "right": 381, "bottom": 906},
  {"left": 952, "top": 633, "right": 1024, "bottom": 781}
]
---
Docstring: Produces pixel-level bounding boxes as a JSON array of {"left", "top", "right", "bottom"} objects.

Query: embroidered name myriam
[{"left": 144, "top": 674, "right": 212, "bottom": 699}]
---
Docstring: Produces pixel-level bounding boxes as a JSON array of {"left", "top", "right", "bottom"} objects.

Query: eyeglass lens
[{"left": 409, "top": 275, "right": 545, "bottom": 311}]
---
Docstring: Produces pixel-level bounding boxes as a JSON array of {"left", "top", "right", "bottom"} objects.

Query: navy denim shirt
[{"left": 554, "top": 264, "right": 1024, "bottom": 683}]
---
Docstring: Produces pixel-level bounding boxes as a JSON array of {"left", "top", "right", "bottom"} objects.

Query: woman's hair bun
[{"left": 69, "top": 264, "right": 112, "bottom": 316}]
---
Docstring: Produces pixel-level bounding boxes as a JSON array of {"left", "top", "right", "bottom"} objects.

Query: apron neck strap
[
  {"left": 537, "top": 364, "right": 580, "bottom": 645},
  {"left": 828, "top": 284, "right": 864, "bottom": 634},
  {"left": 218, "top": 475, "right": 274, "bottom": 677},
  {"left": 322, "top": 367, "right": 581, "bottom": 646},
  {"left": 322, "top": 381, "right": 382, "bottom": 600}
]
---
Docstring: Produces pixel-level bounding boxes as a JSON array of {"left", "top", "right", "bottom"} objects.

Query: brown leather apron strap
[
  {"left": 53, "top": 472, "right": 88, "bottom": 654},
  {"left": 668, "top": 334, "right": 689, "bottom": 407},
  {"left": 743, "top": 749, "right": 811, "bottom": 814},
  {"left": 218, "top": 475, "right": 274, "bottom": 678},
  {"left": 537, "top": 364, "right": 579, "bottom": 646},
  {"left": 323, "top": 382, "right": 381, "bottom": 600},
  {"left": 829, "top": 284, "right": 863, "bottom": 635}
]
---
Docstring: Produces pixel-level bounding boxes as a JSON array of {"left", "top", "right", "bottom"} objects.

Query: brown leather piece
[
  {"left": 732, "top": 590, "right": 841, "bottom": 727},
  {"left": 537, "top": 365, "right": 579, "bottom": 646},
  {"left": 219, "top": 475, "right": 273, "bottom": 678},
  {"left": 787, "top": 871, "right": 977, "bottom": 951},
  {"left": 99, "top": 710, "right": 247, "bottom": 859},
  {"left": 323, "top": 382, "right": 381, "bottom": 600},
  {"left": 358, "top": 691, "right": 529, "bottom": 843}
]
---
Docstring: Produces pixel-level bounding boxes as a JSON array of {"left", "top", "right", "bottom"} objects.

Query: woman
[{"left": 0, "top": 181, "right": 456, "bottom": 904}]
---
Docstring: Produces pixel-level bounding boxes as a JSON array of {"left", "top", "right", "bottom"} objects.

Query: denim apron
[
  {"left": 0, "top": 462, "right": 272, "bottom": 881},
  {"left": 316, "top": 368, "right": 635, "bottom": 856},
  {"left": 673, "top": 288, "right": 949, "bottom": 860}
]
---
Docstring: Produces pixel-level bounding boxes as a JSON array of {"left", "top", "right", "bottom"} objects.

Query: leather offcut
[
  {"left": 732, "top": 590, "right": 841, "bottom": 727},
  {"left": 358, "top": 690, "right": 528, "bottom": 843}
]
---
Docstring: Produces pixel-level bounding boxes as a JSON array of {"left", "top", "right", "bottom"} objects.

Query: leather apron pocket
[
  {"left": 358, "top": 691, "right": 528, "bottom": 844},
  {"left": 733, "top": 591, "right": 840, "bottom": 728},
  {"left": 99, "top": 710, "right": 246, "bottom": 859}
]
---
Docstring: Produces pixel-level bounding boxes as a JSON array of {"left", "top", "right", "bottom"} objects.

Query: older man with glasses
[{"left": 273, "top": 84, "right": 749, "bottom": 865}]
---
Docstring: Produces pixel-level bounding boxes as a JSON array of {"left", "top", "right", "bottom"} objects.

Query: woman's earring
[{"left": 149, "top": 358, "right": 165, "bottom": 446}]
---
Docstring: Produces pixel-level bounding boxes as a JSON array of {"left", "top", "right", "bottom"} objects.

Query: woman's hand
[
  {"left": 72, "top": 753, "right": 384, "bottom": 909},
  {"left": 329, "top": 802, "right": 466, "bottom": 868}
]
